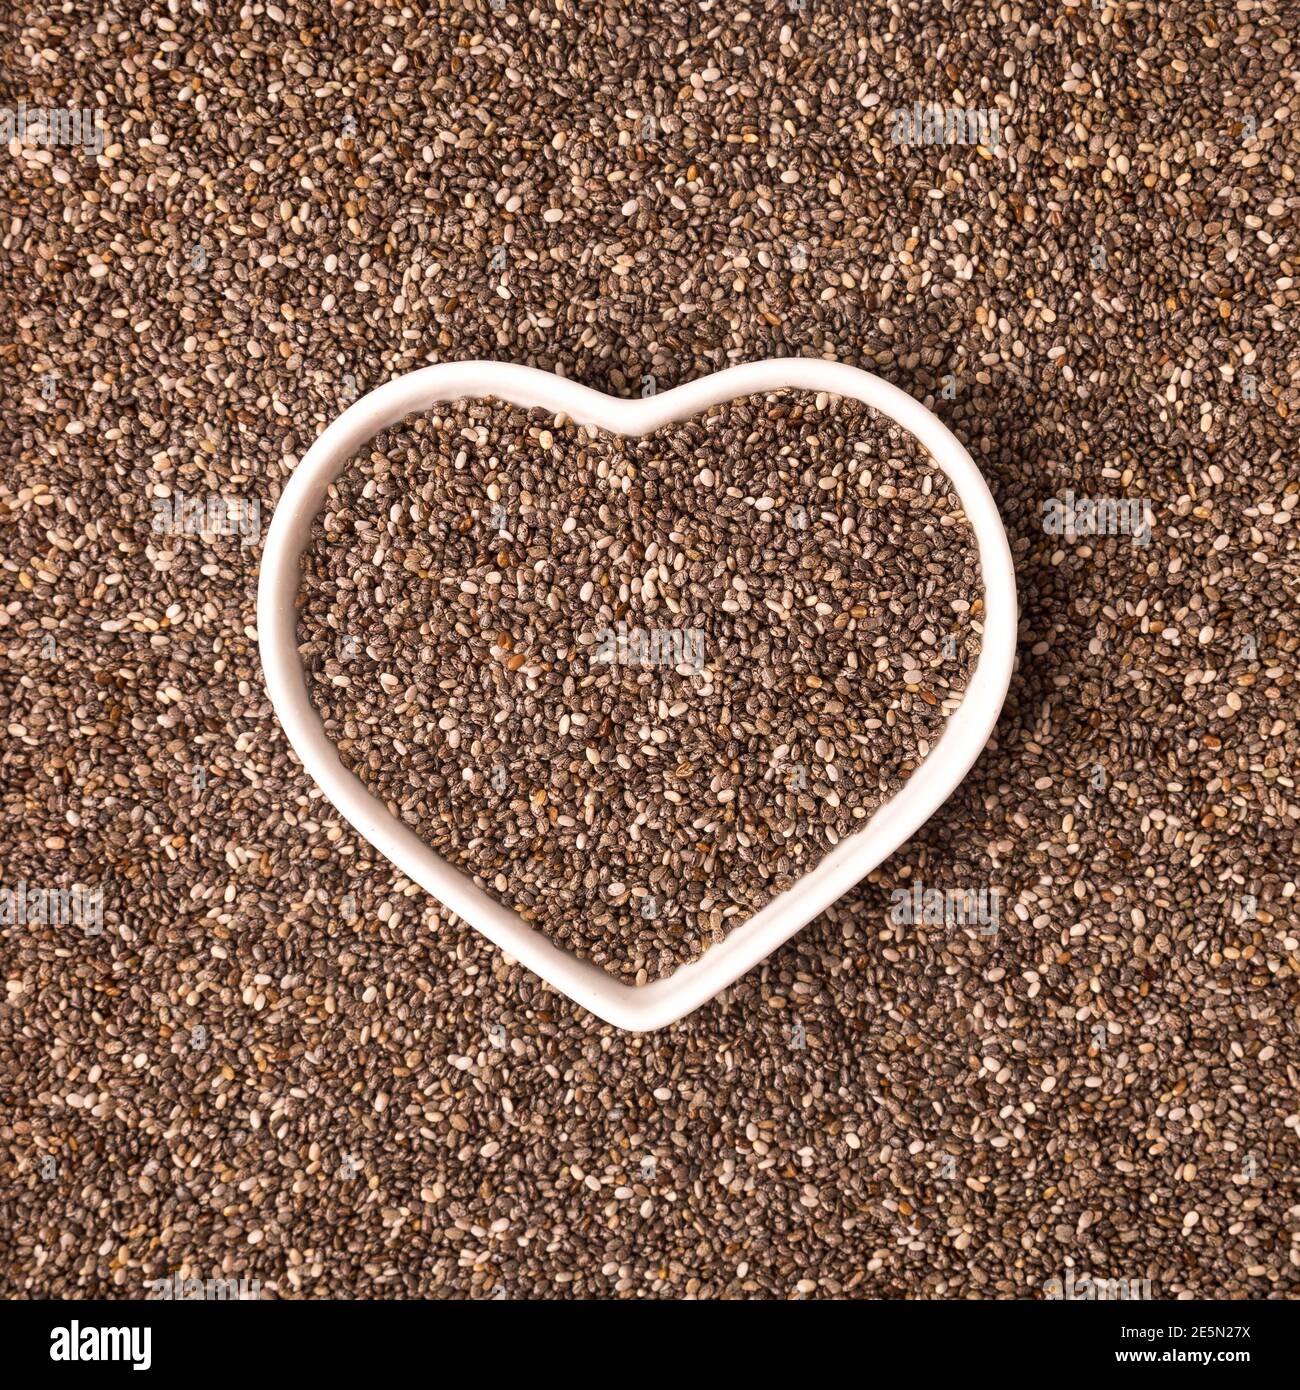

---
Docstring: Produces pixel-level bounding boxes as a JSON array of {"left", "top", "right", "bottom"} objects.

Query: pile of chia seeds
[
  {"left": 2, "top": 0, "right": 1297, "bottom": 1302},
  {"left": 298, "top": 392, "right": 982, "bottom": 981}
]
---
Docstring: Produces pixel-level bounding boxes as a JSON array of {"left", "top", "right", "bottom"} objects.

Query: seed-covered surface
[
  {"left": 298, "top": 393, "right": 981, "bottom": 981},
  {"left": 3, "top": 1, "right": 1299, "bottom": 1300}
]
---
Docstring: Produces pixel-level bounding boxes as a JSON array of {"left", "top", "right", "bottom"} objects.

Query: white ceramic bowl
[{"left": 258, "top": 359, "right": 1017, "bottom": 1031}]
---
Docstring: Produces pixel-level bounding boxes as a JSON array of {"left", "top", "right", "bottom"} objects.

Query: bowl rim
[{"left": 257, "top": 358, "right": 1017, "bottom": 1031}]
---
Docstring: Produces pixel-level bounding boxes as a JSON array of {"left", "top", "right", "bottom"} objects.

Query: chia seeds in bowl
[{"left": 297, "top": 389, "right": 982, "bottom": 982}]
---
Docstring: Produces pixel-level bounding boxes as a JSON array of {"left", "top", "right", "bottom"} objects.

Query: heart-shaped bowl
[{"left": 258, "top": 359, "right": 1016, "bottom": 1031}]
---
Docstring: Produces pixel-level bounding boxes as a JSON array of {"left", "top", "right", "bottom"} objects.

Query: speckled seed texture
[
  {"left": 2, "top": 1, "right": 1298, "bottom": 1301},
  {"left": 298, "top": 392, "right": 981, "bottom": 982}
]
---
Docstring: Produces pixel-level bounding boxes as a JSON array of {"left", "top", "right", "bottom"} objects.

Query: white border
[{"left": 257, "top": 360, "right": 1017, "bottom": 1030}]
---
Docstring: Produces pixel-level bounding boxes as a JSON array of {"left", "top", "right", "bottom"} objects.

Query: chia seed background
[{"left": 2, "top": 2, "right": 1297, "bottom": 1299}]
